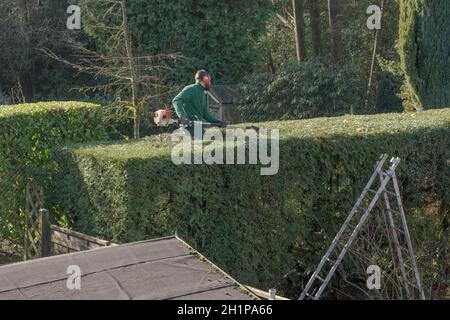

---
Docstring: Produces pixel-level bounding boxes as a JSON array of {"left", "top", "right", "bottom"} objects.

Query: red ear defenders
[
  {"left": 196, "top": 70, "right": 209, "bottom": 82},
  {"left": 201, "top": 74, "right": 210, "bottom": 87}
]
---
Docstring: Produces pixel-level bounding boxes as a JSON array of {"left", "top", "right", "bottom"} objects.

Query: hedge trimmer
[{"left": 153, "top": 109, "right": 260, "bottom": 132}]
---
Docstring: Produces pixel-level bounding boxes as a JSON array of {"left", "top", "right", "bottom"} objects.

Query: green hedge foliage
[
  {"left": 0, "top": 102, "right": 108, "bottom": 244},
  {"left": 50, "top": 109, "right": 449, "bottom": 297},
  {"left": 237, "top": 61, "right": 365, "bottom": 122}
]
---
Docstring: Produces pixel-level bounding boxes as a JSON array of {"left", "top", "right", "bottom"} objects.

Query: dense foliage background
[
  {"left": 2, "top": 0, "right": 443, "bottom": 122},
  {"left": 238, "top": 61, "right": 365, "bottom": 122}
]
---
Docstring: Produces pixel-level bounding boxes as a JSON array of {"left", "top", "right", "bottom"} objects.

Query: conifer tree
[{"left": 398, "top": 0, "right": 450, "bottom": 110}]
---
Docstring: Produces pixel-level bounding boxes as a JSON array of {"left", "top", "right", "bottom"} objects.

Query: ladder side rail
[
  {"left": 377, "top": 171, "right": 398, "bottom": 270},
  {"left": 313, "top": 172, "right": 393, "bottom": 299},
  {"left": 377, "top": 167, "right": 412, "bottom": 299},
  {"left": 376, "top": 162, "right": 397, "bottom": 258},
  {"left": 379, "top": 172, "right": 412, "bottom": 299},
  {"left": 299, "top": 154, "right": 388, "bottom": 300},
  {"left": 391, "top": 170, "right": 426, "bottom": 300}
]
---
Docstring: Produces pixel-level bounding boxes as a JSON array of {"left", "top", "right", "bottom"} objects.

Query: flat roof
[{"left": 0, "top": 236, "right": 255, "bottom": 300}]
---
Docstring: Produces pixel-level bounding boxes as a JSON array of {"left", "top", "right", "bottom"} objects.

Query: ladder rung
[
  {"left": 325, "top": 257, "right": 334, "bottom": 264},
  {"left": 336, "top": 239, "right": 351, "bottom": 252},
  {"left": 316, "top": 275, "right": 325, "bottom": 282},
  {"left": 305, "top": 293, "right": 314, "bottom": 299},
  {"left": 346, "top": 223, "right": 356, "bottom": 229},
  {"left": 359, "top": 207, "right": 368, "bottom": 212},
  {"left": 367, "top": 189, "right": 377, "bottom": 194},
  {"left": 400, "top": 246, "right": 410, "bottom": 254},
  {"left": 403, "top": 264, "right": 413, "bottom": 270},
  {"left": 393, "top": 227, "right": 405, "bottom": 235},
  {"left": 385, "top": 191, "right": 397, "bottom": 197},
  {"left": 405, "top": 279, "right": 419, "bottom": 289},
  {"left": 389, "top": 208, "right": 401, "bottom": 215}
]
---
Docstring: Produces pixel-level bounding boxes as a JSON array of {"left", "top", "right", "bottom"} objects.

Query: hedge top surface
[
  {"left": 0, "top": 101, "right": 101, "bottom": 118},
  {"left": 66, "top": 108, "right": 450, "bottom": 160},
  {"left": 66, "top": 138, "right": 173, "bottom": 160},
  {"left": 262, "top": 108, "right": 450, "bottom": 137}
]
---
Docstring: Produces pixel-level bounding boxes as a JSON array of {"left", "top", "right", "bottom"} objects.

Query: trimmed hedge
[
  {"left": 0, "top": 102, "right": 108, "bottom": 244},
  {"left": 50, "top": 109, "right": 449, "bottom": 297}
]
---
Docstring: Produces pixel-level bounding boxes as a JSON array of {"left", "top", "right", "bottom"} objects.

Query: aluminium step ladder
[{"left": 299, "top": 154, "right": 425, "bottom": 300}]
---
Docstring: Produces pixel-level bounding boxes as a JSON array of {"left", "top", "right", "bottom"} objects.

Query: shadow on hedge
[{"left": 48, "top": 126, "right": 449, "bottom": 299}]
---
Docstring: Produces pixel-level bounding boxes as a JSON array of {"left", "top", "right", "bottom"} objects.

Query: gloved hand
[
  {"left": 216, "top": 120, "right": 226, "bottom": 128},
  {"left": 179, "top": 116, "right": 190, "bottom": 126}
]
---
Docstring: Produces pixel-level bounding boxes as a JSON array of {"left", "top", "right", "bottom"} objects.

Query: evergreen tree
[
  {"left": 80, "top": 0, "right": 274, "bottom": 84},
  {"left": 398, "top": 0, "right": 450, "bottom": 110}
]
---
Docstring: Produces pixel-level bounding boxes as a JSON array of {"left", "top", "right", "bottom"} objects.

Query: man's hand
[
  {"left": 179, "top": 116, "right": 191, "bottom": 126},
  {"left": 216, "top": 120, "right": 226, "bottom": 128}
]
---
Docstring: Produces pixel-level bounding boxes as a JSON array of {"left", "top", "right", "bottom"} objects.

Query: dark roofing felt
[{"left": 0, "top": 236, "right": 255, "bottom": 300}]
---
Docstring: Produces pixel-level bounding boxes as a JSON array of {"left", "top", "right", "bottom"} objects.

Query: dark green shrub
[
  {"left": 237, "top": 61, "right": 365, "bottom": 122},
  {"left": 0, "top": 101, "right": 108, "bottom": 245},
  {"left": 374, "top": 58, "right": 404, "bottom": 114},
  {"left": 50, "top": 109, "right": 449, "bottom": 297},
  {"left": 374, "top": 71, "right": 403, "bottom": 113}
]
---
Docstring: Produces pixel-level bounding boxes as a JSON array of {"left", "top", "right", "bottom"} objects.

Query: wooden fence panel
[{"left": 50, "top": 225, "right": 110, "bottom": 254}]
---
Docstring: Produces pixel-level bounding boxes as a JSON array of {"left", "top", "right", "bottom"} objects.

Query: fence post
[{"left": 39, "top": 209, "right": 52, "bottom": 257}]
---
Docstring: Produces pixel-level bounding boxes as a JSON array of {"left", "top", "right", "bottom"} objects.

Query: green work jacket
[{"left": 172, "top": 83, "right": 219, "bottom": 124}]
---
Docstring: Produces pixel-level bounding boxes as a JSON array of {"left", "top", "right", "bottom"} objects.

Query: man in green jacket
[{"left": 172, "top": 70, "right": 225, "bottom": 137}]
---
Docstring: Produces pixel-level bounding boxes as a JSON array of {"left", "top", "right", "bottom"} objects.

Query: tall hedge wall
[
  {"left": 0, "top": 102, "right": 108, "bottom": 245},
  {"left": 50, "top": 109, "right": 449, "bottom": 297}
]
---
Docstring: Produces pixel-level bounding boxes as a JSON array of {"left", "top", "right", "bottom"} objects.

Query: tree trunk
[
  {"left": 365, "top": 0, "right": 385, "bottom": 111},
  {"left": 20, "top": 73, "right": 34, "bottom": 102},
  {"left": 328, "top": 0, "right": 342, "bottom": 64},
  {"left": 121, "top": 0, "right": 140, "bottom": 139},
  {"left": 267, "top": 52, "right": 276, "bottom": 73},
  {"left": 292, "top": 0, "right": 307, "bottom": 62},
  {"left": 22, "top": 0, "right": 35, "bottom": 102},
  {"left": 308, "top": 0, "right": 322, "bottom": 57}
]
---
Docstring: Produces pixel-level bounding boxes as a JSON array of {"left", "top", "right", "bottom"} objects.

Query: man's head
[{"left": 195, "top": 69, "right": 211, "bottom": 90}]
